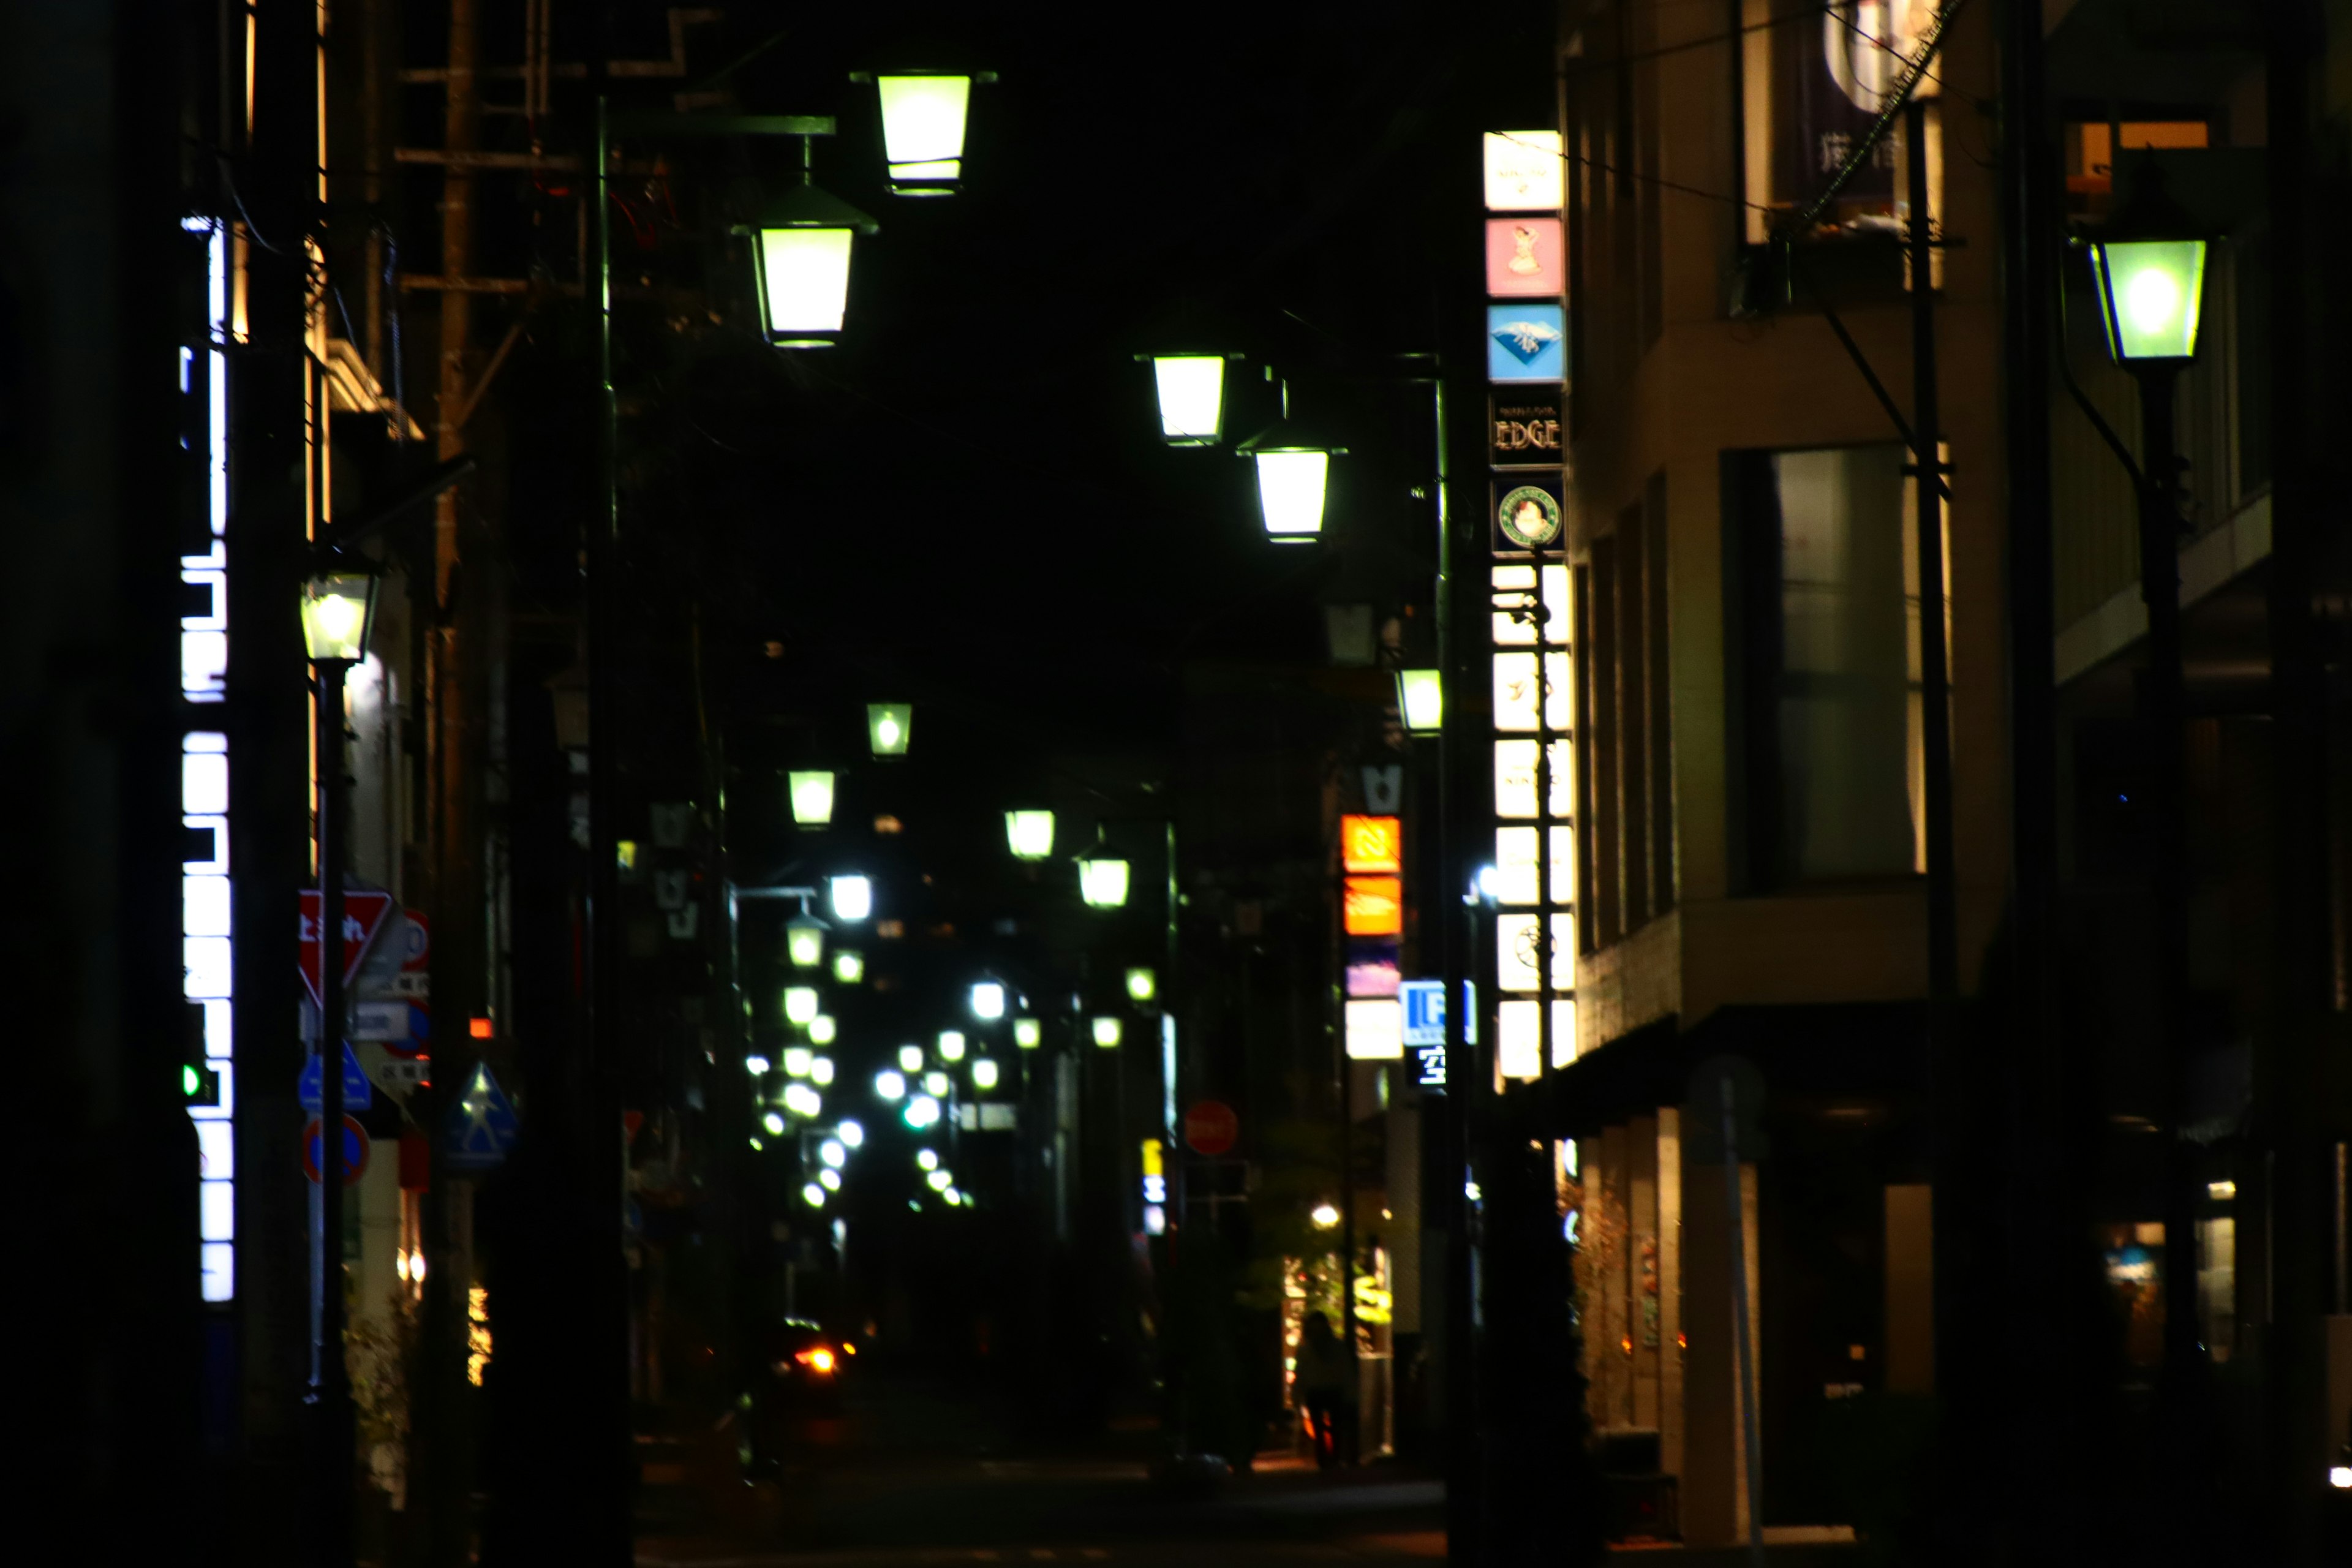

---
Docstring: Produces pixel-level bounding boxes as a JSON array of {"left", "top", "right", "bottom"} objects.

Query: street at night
[{"left": 20, "top": 1, "right": 2352, "bottom": 1565}]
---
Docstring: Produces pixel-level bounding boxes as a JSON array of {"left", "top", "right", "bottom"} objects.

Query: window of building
[{"left": 1726, "top": 443, "right": 1945, "bottom": 889}]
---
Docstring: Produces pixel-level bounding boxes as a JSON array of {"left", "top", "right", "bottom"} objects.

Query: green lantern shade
[
  {"left": 300, "top": 568, "right": 380, "bottom": 663},
  {"left": 784, "top": 985, "right": 820, "bottom": 1025},
  {"left": 923, "top": 1070, "right": 950, "bottom": 1097},
  {"left": 1152, "top": 356, "right": 1226, "bottom": 445},
  {"left": 938, "top": 1030, "right": 967, "bottom": 1062},
  {"left": 1091, "top": 1016, "right": 1123, "bottom": 1049},
  {"left": 1237, "top": 413, "right": 1344, "bottom": 541},
  {"left": 867, "top": 703, "right": 912, "bottom": 758},
  {"left": 1013, "top": 1017, "right": 1041, "bottom": 1049},
  {"left": 832, "top": 950, "right": 864, "bottom": 985},
  {"left": 783, "top": 1046, "right": 813, "bottom": 1078},
  {"left": 1077, "top": 858, "right": 1131, "bottom": 909},
  {"left": 746, "top": 182, "right": 879, "bottom": 349},
  {"left": 897, "top": 1044, "right": 924, "bottom": 1073},
  {"left": 786, "top": 916, "right": 827, "bottom": 968},
  {"left": 1125, "top": 967, "right": 1156, "bottom": 1003},
  {"left": 809, "top": 1014, "right": 838, "bottom": 1046},
  {"left": 862, "top": 72, "right": 991, "bottom": 196},
  {"left": 1006, "top": 809, "right": 1055, "bottom": 861},
  {"left": 2089, "top": 238, "right": 2207, "bottom": 364},
  {"left": 971, "top": 1058, "right": 1000, "bottom": 1091},
  {"left": 789, "top": 771, "right": 836, "bottom": 827},
  {"left": 1396, "top": 668, "right": 1444, "bottom": 734}
]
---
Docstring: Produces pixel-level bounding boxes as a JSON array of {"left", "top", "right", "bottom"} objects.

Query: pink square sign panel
[{"left": 1487, "top": 218, "right": 1564, "bottom": 298}]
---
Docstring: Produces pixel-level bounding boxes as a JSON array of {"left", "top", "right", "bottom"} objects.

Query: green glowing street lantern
[
  {"left": 897, "top": 1044, "right": 924, "bottom": 1073},
  {"left": 300, "top": 567, "right": 381, "bottom": 663},
  {"left": 1150, "top": 355, "right": 1228, "bottom": 445},
  {"left": 1091, "top": 1016, "right": 1123, "bottom": 1049},
  {"left": 971, "top": 1058, "right": 1000, "bottom": 1091},
  {"left": 744, "top": 179, "right": 879, "bottom": 350},
  {"left": 853, "top": 71, "right": 995, "bottom": 197},
  {"left": 1125, "top": 967, "right": 1156, "bottom": 1003},
  {"left": 867, "top": 702, "right": 913, "bottom": 758},
  {"left": 784, "top": 985, "right": 820, "bottom": 1025},
  {"left": 1006, "top": 809, "right": 1055, "bottom": 861},
  {"left": 786, "top": 916, "right": 827, "bottom": 968},
  {"left": 1013, "top": 1017, "right": 1041, "bottom": 1050},
  {"left": 833, "top": 950, "right": 864, "bottom": 985},
  {"left": 783, "top": 1047, "right": 813, "bottom": 1078},
  {"left": 938, "top": 1030, "right": 967, "bottom": 1063},
  {"left": 789, "top": 770, "right": 836, "bottom": 827},
  {"left": 1237, "top": 400, "right": 1343, "bottom": 542},
  {"left": 809, "top": 1014, "right": 838, "bottom": 1046},
  {"left": 1077, "top": 858, "right": 1131, "bottom": 910},
  {"left": 1396, "top": 668, "right": 1444, "bottom": 734},
  {"left": 2086, "top": 164, "right": 2208, "bottom": 366}
]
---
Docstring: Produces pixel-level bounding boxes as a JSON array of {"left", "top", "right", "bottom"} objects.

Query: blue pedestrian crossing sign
[
  {"left": 443, "top": 1061, "right": 518, "bottom": 1172},
  {"left": 299, "top": 1040, "right": 375, "bottom": 1114}
]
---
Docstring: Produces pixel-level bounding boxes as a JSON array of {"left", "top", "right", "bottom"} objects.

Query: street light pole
[{"left": 308, "top": 651, "right": 356, "bottom": 1568}]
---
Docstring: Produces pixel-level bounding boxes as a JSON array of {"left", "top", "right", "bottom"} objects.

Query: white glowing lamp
[
  {"left": 1013, "top": 1018, "right": 1041, "bottom": 1050},
  {"left": 1006, "top": 810, "right": 1055, "bottom": 861},
  {"left": 831, "top": 875, "right": 873, "bottom": 921},
  {"left": 970, "top": 981, "right": 1006, "bottom": 1020},
  {"left": 938, "top": 1030, "right": 967, "bottom": 1062},
  {"left": 1078, "top": 858, "right": 1131, "bottom": 909},
  {"left": 859, "top": 72, "right": 992, "bottom": 196},
  {"left": 1092, "top": 1016, "right": 1123, "bottom": 1049},
  {"left": 1125, "top": 967, "right": 1156, "bottom": 1003},
  {"left": 788, "top": 771, "right": 836, "bottom": 827},
  {"left": 1396, "top": 668, "right": 1444, "bottom": 734},
  {"left": 971, "top": 1058, "right": 1000, "bottom": 1091},
  {"left": 833, "top": 950, "right": 865, "bottom": 985},
  {"left": 786, "top": 916, "right": 827, "bottom": 968},
  {"left": 783, "top": 1046, "right": 813, "bottom": 1078},
  {"left": 1152, "top": 355, "right": 1227, "bottom": 445},
  {"left": 1238, "top": 412, "right": 1343, "bottom": 541},
  {"left": 875, "top": 1069, "right": 906, "bottom": 1101},
  {"left": 923, "top": 1071, "right": 949, "bottom": 1097},
  {"left": 897, "top": 1044, "right": 924, "bottom": 1073},
  {"left": 784, "top": 986, "right": 820, "bottom": 1025},
  {"left": 809, "top": 1014, "right": 838, "bottom": 1046}
]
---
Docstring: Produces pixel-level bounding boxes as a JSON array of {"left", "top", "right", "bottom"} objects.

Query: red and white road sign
[
  {"left": 302, "top": 1115, "right": 371, "bottom": 1186},
  {"left": 1184, "top": 1100, "right": 1239, "bottom": 1158},
  {"left": 298, "top": 889, "right": 396, "bottom": 1008}
]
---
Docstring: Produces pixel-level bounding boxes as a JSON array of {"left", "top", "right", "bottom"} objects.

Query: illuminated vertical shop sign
[{"left": 183, "top": 216, "right": 235, "bottom": 1301}]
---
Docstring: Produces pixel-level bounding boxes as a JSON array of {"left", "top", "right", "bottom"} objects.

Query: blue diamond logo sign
[
  {"left": 1490, "top": 319, "right": 1562, "bottom": 363},
  {"left": 443, "top": 1061, "right": 519, "bottom": 1172}
]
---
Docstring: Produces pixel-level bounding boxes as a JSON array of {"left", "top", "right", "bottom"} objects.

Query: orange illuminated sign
[
  {"left": 1344, "top": 875, "right": 1404, "bottom": 937},
  {"left": 1341, "top": 815, "right": 1402, "bottom": 875}
]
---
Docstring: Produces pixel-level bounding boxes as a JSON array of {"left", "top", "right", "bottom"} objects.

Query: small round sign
[
  {"left": 1184, "top": 1100, "right": 1239, "bottom": 1158},
  {"left": 303, "top": 1115, "right": 370, "bottom": 1186}
]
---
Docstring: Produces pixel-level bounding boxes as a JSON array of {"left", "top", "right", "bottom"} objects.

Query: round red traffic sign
[
  {"left": 303, "top": 1115, "right": 370, "bottom": 1186},
  {"left": 1184, "top": 1100, "right": 1238, "bottom": 1157}
]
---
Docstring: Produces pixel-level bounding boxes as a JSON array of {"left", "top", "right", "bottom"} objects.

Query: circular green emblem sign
[{"left": 1497, "top": 484, "right": 1562, "bottom": 549}]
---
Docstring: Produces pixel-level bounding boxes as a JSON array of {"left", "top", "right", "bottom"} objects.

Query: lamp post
[
  {"left": 2085, "top": 166, "right": 2211, "bottom": 1432},
  {"left": 300, "top": 560, "right": 379, "bottom": 1568}
]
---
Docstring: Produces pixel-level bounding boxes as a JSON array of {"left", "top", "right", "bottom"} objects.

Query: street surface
[{"left": 630, "top": 1364, "right": 1861, "bottom": 1566}]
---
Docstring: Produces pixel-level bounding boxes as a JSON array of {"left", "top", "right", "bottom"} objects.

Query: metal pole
[
  {"left": 2135, "top": 363, "right": 2214, "bottom": 1556},
  {"left": 1904, "top": 97, "right": 1957, "bottom": 1009},
  {"left": 1167, "top": 820, "right": 1185, "bottom": 1235},
  {"left": 1718, "top": 1077, "right": 1766, "bottom": 1568},
  {"left": 307, "top": 655, "right": 355, "bottom": 1568}
]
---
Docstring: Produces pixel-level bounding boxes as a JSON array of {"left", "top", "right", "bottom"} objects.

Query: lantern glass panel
[
  {"left": 1153, "top": 356, "right": 1225, "bottom": 444},
  {"left": 831, "top": 876, "right": 872, "bottom": 921},
  {"left": 938, "top": 1030, "right": 967, "bottom": 1062},
  {"left": 1254, "top": 450, "right": 1329, "bottom": 538},
  {"left": 786, "top": 918, "right": 826, "bottom": 968},
  {"left": 789, "top": 771, "right": 836, "bottom": 826},
  {"left": 758, "top": 227, "right": 855, "bottom": 339},
  {"left": 833, "top": 950, "right": 864, "bottom": 984},
  {"left": 970, "top": 982, "right": 1006, "bottom": 1020},
  {"left": 1077, "top": 858, "right": 1131, "bottom": 908},
  {"left": 867, "top": 703, "right": 913, "bottom": 757},
  {"left": 1013, "top": 1017, "right": 1041, "bottom": 1049},
  {"left": 1091, "top": 1016, "right": 1123, "bottom": 1049},
  {"left": 2090, "top": 238, "right": 2207, "bottom": 363},
  {"left": 301, "top": 571, "right": 377, "bottom": 662},
  {"left": 784, "top": 986, "right": 820, "bottom": 1025},
  {"left": 875, "top": 75, "right": 973, "bottom": 187},
  {"left": 971, "top": 1058, "right": 1000, "bottom": 1091},
  {"left": 1125, "top": 967, "right": 1156, "bottom": 1003},
  {"left": 1397, "top": 668, "right": 1444, "bottom": 733},
  {"left": 1006, "top": 810, "right": 1055, "bottom": 860}
]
